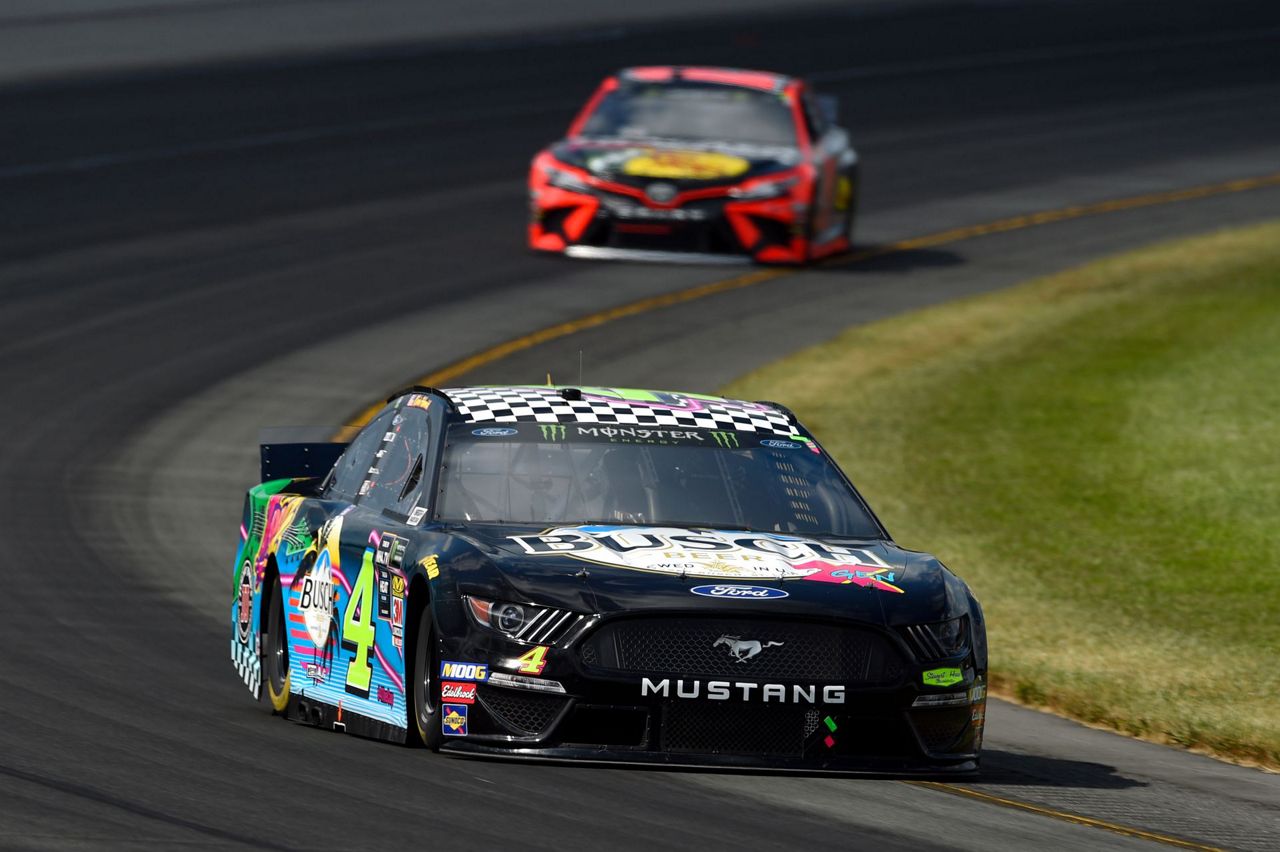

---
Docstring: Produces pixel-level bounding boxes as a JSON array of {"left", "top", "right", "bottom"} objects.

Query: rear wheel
[
  {"left": 409, "top": 604, "right": 443, "bottom": 750},
  {"left": 263, "top": 573, "right": 290, "bottom": 714}
]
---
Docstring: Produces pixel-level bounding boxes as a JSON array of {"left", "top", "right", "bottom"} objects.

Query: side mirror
[{"left": 817, "top": 94, "right": 839, "bottom": 127}]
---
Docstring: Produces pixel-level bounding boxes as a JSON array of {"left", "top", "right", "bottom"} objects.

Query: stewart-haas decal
[{"left": 509, "top": 526, "right": 904, "bottom": 593}]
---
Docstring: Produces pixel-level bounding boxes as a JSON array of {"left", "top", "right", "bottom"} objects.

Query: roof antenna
[
  {"left": 546, "top": 371, "right": 553, "bottom": 387},
  {"left": 578, "top": 349, "right": 584, "bottom": 387}
]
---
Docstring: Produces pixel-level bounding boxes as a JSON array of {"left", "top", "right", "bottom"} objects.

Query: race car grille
[
  {"left": 661, "top": 702, "right": 818, "bottom": 757},
  {"left": 477, "top": 686, "right": 568, "bottom": 737},
  {"left": 580, "top": 618, "right": 905, "bottom": 683},
  {"left": 909, "top": 708, "right": 973, "bottom": 755}
]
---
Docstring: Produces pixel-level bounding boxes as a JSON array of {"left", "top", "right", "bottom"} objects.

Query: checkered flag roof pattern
[{"left": 442, "top": 387, "right": 797, "bottom": 436}]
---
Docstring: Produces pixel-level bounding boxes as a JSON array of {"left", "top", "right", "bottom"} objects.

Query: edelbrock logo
[
  {"left": 472, "top": 427, "right": 518, "bottom": 437},
  {"left": 690, "top": 584, "right": 789, "bottom": 600}
]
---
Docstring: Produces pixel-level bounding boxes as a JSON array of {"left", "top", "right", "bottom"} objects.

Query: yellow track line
[
  {"left": 341, "top": 169, "right": 1280, "bottom": 436},
  {"left": 905, "top": 781, "right": 1225, "bottom": 851}
]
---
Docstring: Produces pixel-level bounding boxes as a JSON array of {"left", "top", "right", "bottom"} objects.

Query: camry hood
[
  {"left": 552, "top": 137, "right": 799, "bottom": 190},
  {"left": 449, "top": 524, "right": 958, "bottom": 626}
]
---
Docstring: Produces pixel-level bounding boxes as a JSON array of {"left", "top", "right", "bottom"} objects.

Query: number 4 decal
[
  {"left": 515, "top": 646, "right": 549, "bottom": 675},
  {"left": 342, "top": 550, "right": 377, "bottom": 696}
]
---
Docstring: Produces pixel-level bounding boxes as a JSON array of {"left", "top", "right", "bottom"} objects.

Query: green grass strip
[{"left": 724, "top": 221, "right": 1280, "bottom": 769}]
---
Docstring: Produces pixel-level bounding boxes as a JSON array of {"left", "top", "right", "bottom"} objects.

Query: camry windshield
[
  {"left": 579, "top": 83, "right": 798, "bottom": 147},
  {"left": 437, "top": 423, "right": 881, "bottom": 538}
]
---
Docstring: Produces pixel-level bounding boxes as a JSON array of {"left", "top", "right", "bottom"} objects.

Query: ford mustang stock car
[
  {"left": 232, "top": 385, "right": 986, "bottom": 773},
  {"left": 528, "top": 66, "right": 859, "bottom": 264}
]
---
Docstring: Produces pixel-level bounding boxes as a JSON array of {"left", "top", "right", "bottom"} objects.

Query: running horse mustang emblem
[{"left": 714, "top": 635, "right": 784, "bottom": 662}]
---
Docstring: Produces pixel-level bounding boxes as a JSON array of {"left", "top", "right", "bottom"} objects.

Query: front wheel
[
  {"left": 263, "top": 573, "right": 290, "bottom": 714},
  {"left": 409, "top": 604, "right": 443, "bottom": 750}
]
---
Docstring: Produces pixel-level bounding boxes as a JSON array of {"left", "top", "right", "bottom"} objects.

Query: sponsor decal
[
  {"left": 621, "top": 150, "right": 750, "bottom": 181},
  {"left": 391, "top": 574, "right": 405, "bottom": 598},
  {"left": 760, "top": 439, "right": 801, "bottom": 450},
  {"left": 390, "top": 596, "right": 404, "bottom": 651},
  {"left": 441, "top": 681, "right": 477, "bottom": 704},
  {"left": 236, "top": 560, "right": 253, "bottom": 643},
  {"left": 472, "top": 427, "right": 518, "bottom": 437},
  {"left": 405, "top": 393, "right": 432, "bottom": 411},
  {"left": 539, "top": 424, "right": 567, "bottom": 441},
  {"left": 420, "top": 554, "right": 440, "bottom": 580},
  {"left": 922, "top": 667, "right": 964, "bottom": 688},
  {"left": 509, "top": 526, "right": 904, "bottom": 592},
  {"left": 441, "top": 704, "right": 468, "bottom": 736},
  {"left": 714, "top": 635, "right": 783, "bottom": 663},
  {"left": 514, "top": 646, "right": 549, "bottom": 676},
  {"left": 304, "top": 662, "right": 329, "bottom": 684},
  {"left": 823, "top": 715, "right": 838, "bottom": 749},
  {"left": 375, "top": 533, "right": 407, "bottom": 570},
  {"left": 440, "top": 661, "right": 488, "bottom": 682},
  {"left": 641, "top": 678, "right": 845, "bottom": 704},
  {"left": 376, "top": 685, "right": 395, "bottom": 707},
  {"left": 406, "top": 506, "right": 427, "bottom": 526},
  {"left": 301, "top": 518, "right": 341, "bottom": 648},
  {"left": 709, "top": 431, "right": 739, "bottom": 448},
  {"left": 690, "top": 584, "right": 788, "bottom": 600},
  {"left": 575, "top": 425, "right": 708, "bottom": 445}
]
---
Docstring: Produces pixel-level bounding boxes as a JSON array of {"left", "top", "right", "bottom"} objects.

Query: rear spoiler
[{"left": 259, "top": 427, "right": 348, "bottom": 483}]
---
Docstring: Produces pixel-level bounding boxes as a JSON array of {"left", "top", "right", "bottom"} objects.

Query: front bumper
[
  {"left": 529, "top": 185, "right": 811, "bottom": 264},
  {"left": 437, "top": 610, "right": 986, "bottom": 774}
]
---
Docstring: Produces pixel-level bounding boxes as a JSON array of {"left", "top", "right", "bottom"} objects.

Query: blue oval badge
[
  {"left": 690, "top": 584, "right": 789, "bottom": 600},
  {"left": 760, "top": 439, "right": 801, "bottom": 450},
  {"left": 472, "top": 427, "right": 518, "bottom": 437}
]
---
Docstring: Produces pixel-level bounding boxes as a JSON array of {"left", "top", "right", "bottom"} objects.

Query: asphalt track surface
[{"left": 2, "top": 1, "right": 1279, "bottom": 849}]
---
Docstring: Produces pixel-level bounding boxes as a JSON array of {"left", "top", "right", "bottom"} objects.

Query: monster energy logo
[
  {"left": 710, "top": 431, "right": 739, "bottom": 448},
  {"left": 539, "top": 424, "right": 567, "bottom": 441}
]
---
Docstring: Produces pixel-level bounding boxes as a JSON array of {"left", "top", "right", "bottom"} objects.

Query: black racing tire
[
  {"left": 409, "top": 604, "right": 443, "bottom": 750},
  {"left": 263, "top": 573, "right": 290, "bottom": 714}
]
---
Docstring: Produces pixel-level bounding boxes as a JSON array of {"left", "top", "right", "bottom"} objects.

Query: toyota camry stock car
[
  {"left": 231, "top": 385, "right": 987, "bottom": 773},
  {"left": 528, "top": 66, "right": 859, "bottom": 264}
]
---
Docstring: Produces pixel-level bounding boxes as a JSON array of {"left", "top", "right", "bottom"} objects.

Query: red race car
[{"left": 529, "top": 66, "right": 858, "bottom": 264}]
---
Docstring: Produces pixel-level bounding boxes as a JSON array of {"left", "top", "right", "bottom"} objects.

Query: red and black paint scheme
[
  {"left": 528, "top": 66, "right": 859, "bottom": 264},
  {"left": 234, "top": 386, "right": 985, "bottom": 774}
]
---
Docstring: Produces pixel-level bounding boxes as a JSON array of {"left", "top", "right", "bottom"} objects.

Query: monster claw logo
[
  {"left": 710, "top": 431, "right": 739, "bottom": 448},
  {"left": 539, "top": 424, "right": 567, "bottom": 441}
]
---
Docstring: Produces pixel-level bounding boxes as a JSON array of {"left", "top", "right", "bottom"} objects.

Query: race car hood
[
  {"left": 552, "top": 137, "right": 800, "bottom": 190},
  {"left": 448, "top": 524, "right": 963, "bottom": 627}
]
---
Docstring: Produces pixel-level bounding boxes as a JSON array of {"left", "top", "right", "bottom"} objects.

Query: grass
[{"left": 723, "top": 221, "right": 1280, "bottom": 769}]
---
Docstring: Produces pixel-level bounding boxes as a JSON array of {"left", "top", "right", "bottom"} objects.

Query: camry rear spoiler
[{"left": 258, "top": 427, "right": 348, "bottom": 483}]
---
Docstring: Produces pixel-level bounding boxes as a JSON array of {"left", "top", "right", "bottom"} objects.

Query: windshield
[
  {"left": 579, "top": 83, "right": 798, "bottom": 147},
  {"left": 437, "top": 423, "right": 881, "bottom": 538}
]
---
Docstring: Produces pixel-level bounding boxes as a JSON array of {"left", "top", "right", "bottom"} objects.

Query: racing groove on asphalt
[{"left": 2, "top": 1, "right": 1279, "bottom": 848}]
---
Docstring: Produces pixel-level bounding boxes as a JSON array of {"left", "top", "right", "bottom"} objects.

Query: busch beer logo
[
  {"left": 509, "top": 526, "right": 904, "bottom": 592},
  {"left": 441, "top": 681, "right": 477, "bottom": 704},
  {"left": 641, "top": 678, "right": 845, "bottom": 704}
]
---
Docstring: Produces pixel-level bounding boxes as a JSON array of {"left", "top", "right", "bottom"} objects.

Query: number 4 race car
[
  {"left": 231, "top": 386, "right": 987, "bottom": 773},
  {"left": 528, "top": 66, "right": 859, "bottom": 264}
]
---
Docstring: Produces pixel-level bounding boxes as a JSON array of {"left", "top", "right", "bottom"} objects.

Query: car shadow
[{"left": 965, "top": 748, "right": 1146, "bottom": 790}]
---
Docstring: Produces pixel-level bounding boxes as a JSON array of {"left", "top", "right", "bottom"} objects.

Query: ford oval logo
[
  {"left": 760, "top": 439, "right": 801, "bottom": 450},
  {"left": 472, "top": 427, "right": 518, "bottom": 437},
  {"left": 690, "top": 584, "right": 789, "bottom": 600}
]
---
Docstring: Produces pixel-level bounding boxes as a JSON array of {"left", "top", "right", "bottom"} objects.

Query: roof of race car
[
  {"left": 438, "top": 385, "right": 799, "bottom": 436},
  {"left": 619, "top": 66, "right": 792, "bottom": 93}
]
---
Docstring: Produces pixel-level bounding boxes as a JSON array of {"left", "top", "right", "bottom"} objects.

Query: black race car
[{"left": 231, "top": 385, "right": 986, "bottom": 773}]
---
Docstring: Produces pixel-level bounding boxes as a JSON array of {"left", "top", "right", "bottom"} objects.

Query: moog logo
[
  {"left": 690, "top": 584, "right": 789, "bottom": 600},
  {"left": 439, "top": 661, "right": 488, "bottom": 681}
]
